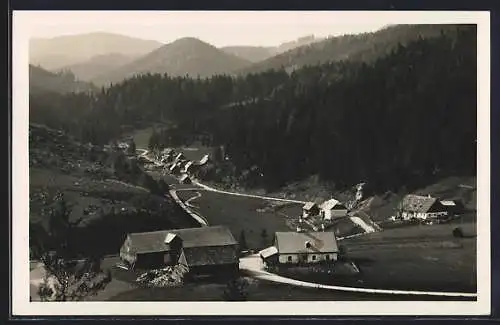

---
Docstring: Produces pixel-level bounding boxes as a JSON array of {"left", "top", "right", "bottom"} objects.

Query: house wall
[
  {"left": 278, "top": 252, "right": 338, "bottom": 264},
  {"left": 402, "top": 211, "right": 448, "bottom": 220},
  {"left": 119, "top": 237, "right": 136, "bottom": 265},
  {"left": 322, "top": 208, "right": 348, "bottom": 220},
  {"left": 135, "top": 251, "right": 172, "bottom": 270}
]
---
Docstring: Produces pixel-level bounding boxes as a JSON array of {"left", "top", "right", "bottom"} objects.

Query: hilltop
[
  {"left": 91, "top": 37, "right": 252, "bottom": 85},
  {"left": 30, "top": 32, "right": 163, "bottom": 70}
]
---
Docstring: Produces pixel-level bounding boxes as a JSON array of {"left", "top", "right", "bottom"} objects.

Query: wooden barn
[
  {"left": 119, "top": 226, "right": 239, "bottom": 278},
  {"left": 260, "top": 231, "right": 339, "bottom": 267}
]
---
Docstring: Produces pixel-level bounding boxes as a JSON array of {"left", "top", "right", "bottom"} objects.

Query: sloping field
[
  {"left": 176, "top": 190, "right": 294, "bottom": 249},
  {"left": 29, "top": 124, "right": 197, "bottom": 258},
  {"left": 307, "top": 223, "right": 478, "bottom": 293}
]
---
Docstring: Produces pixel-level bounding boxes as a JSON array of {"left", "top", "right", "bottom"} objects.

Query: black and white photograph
[{"left": 12, "top": 10, "right": 490, "bottom": 316}]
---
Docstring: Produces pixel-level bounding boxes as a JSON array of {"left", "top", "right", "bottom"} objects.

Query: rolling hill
[
  {"left": 29, "top": 64, "right": 97, "bottom": 94},
  {"left": 91, "top": 37, "right": 252, "bottom": 86},
  {"left": 238, "top": 24, "right": 463, "bottom": 74},
  {"left": 30, "top": 32, "right": 163, "bottom": 70},
  {"left": 55, "top": 53, "right": 136, "bottom": 82}
]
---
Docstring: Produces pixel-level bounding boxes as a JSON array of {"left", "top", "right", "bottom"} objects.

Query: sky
[{"left": 14, "top": 11, "right": 482, "bottom": 47}]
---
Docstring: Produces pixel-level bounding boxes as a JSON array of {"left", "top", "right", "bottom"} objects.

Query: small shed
[
  {"left": 260, "top": 246, "right": 279, "bottom": 266},
  {"left": 179, "top": 174, "right": 192, "bottom": 184},
  {"left": 302, "top": 202, "right": 320, "bottom": 218}
]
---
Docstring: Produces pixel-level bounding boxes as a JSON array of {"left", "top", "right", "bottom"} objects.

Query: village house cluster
[{"left": 153, "top": 148, "right": 210, "bottom": 185}]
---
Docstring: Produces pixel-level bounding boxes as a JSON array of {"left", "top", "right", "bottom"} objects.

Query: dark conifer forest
[{"left": 29, "top": 25, "right": 476, "bottom": 193}]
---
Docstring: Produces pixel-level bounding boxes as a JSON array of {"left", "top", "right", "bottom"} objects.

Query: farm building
[
  {"left": 440, "top": 199, "right": 466, "bottom": 216},
  {"left": 302, "top": 202, "right": 320, "bottom": 218},
  {"left": 260, "top": 231, "right": 339, "bottom": 266},
  {"left": 119, "top": 226, "right": 239, "bottom": 277},
  {"left": 399, "top": 194, "right": 448, "bottom": 220},
  {"left": 199, "top": 154, "right": 210, "bottom": 166},
  {"left": 320, "top": 199, "right": 348, "bottom": 220},
  {"left": 174, "top": 153, "right": 186, "bottom": 162},
  {"left": 179, "top": 174, "right": 192, "bottom": 184}
]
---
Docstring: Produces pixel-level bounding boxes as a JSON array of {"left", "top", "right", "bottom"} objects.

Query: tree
[
  {"left": 260, "top": 228, "right": 268, "bottom": 248},
  {"left": 238, "top": 230, "right": 248, "bottom": 251},
  {"left": 222, "top": 277, "right": 249, "bottom": 301},
  {"left": 34, "top": 192, "right": 110, "bottom": 301},
  {"left": 126, "top": 138, "right": 136, "bottom": 155}
]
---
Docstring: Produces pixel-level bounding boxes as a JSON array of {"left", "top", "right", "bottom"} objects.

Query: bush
[{"left": 453, "top": 227, "right": 464, "bottom": 238}]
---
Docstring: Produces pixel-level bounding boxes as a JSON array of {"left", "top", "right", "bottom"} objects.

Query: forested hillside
[
  {"left": 29, "top": 25, "right": 476, "bottom": 193},
  {"left": 238, "top": 24, "right": 463, "bottom": 74},
  {"left": 29, "top": 65, "right": 97, "bottom": 94}
]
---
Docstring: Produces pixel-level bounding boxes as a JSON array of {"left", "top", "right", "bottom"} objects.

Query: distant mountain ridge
[
  {"left": 91, "top": 37, "right": 252, "bottom": 85},
  {"left": 220, "top": 35, "right": 325, "bottom": 62},
  {"left": 30, "top": 32, "right": 163, "bottom": 70},
  {"left": 238, "top": 24, "right": 462, "bottom": 74}
]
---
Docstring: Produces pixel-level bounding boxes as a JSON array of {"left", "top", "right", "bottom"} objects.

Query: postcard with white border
[{"left": 12, "top": 10, "right": 491, "bottom": 316}]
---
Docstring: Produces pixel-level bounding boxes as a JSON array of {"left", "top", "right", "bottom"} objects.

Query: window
[
  {"left": 312, "top": 255, "right": 316, "bottom": 260},
  {"left": 325, "top": 254, "right": 330, "bottom": 260},
  {"left": 287, "top": 256, "right": 292, "bottom": 262}
]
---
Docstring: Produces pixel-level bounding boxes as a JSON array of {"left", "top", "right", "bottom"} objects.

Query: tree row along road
[{"left": 143, "top": 148, "right": 476, "bottom": 298}]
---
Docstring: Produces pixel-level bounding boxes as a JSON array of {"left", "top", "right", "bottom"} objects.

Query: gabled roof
[
  {"left": 320, "top": 199, "right": 347, "bottom": 210},
  {"left": 125, "top": 226, "right": 238, "bottom": 254},
  {"left": 275, "top": 231, "right": 338, "bottom": 254},
  {"left": 401, "top": 194, "right": 441, "bottom": 213},
  {"left": 260, "top": 246, "right": 278, "bottom": 259},
  {"left": 303, "top": 202, "right": 318, "bottom": 211}
]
